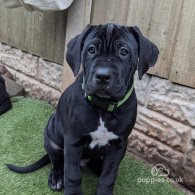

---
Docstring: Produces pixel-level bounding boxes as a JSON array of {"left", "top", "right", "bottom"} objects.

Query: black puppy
[
  {"left": 7, "top": 24, "right": 159, "bottom": 195},
  {"left": 0, "top": 75, "right": 12, "bottom": 115}
]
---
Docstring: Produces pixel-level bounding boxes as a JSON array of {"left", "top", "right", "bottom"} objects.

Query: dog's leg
[
  {"left": 44, "top": 125, "right": 64, "bottom": 191},
  {"left": 48, "top": 158, "right": 64, "bottom": 191},
  {"left": 96, "top": 141, "right": 128, "bottom": 195},
  {"left": 64, "top": 135, "right": 84, "bottom": 195}
]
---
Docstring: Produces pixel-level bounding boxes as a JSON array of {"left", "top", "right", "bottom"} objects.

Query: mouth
[
  {"left": 95, "top": 89, "right": 111, "bottom": 99},
  {"left": 85, "top": 82, "right": 125, "bottom": 100},
  {"left": 85, "top": 82, "right": 112, "bottom": 99}
]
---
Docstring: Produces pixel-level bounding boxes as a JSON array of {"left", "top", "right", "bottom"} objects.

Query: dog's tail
[{"left": 5, "top": 154, "right": 50, "bottom": 173}]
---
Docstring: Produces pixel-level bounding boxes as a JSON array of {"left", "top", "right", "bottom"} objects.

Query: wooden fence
[
  {"left": 0, "top": 5, "right": 67, "bottom": 64},
  {"left": 0, "top": 0, "right": 194, "bottom": 89}
]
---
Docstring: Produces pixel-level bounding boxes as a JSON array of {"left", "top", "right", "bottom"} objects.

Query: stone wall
[
  {"left": 128, "top": 73, "right": 195, "bottom": 192},
  {"left": 1, "top": 42, "right": 195, "bottom": 191},
  {"left": 0, "top": 42, "right": 62, "bottom": 105}
]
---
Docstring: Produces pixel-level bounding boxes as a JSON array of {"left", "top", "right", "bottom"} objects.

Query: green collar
[{"left": 83, "top": 78, "right": 134, "bottom": 112}]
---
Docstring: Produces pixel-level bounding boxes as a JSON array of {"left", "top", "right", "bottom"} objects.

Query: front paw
[{"left": 48, "top": 168, "right": 64, "bottom": 191}]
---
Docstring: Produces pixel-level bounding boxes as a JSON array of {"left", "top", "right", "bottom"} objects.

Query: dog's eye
[
  {"left": 88, "top": 46, "right": 96, "bottom": 54},
  {"left": 119, "top": 48, "right": 129, "bottom": 56}
]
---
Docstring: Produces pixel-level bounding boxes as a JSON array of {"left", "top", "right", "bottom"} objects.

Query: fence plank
[
  {"left": 0, "top": 5, "right": 67, "bottom": 64},
  {"left": 91, "top": 0, "right": 130, "bottom": 25},
  {"left": 25, "top": 10, "right": 35, "bottom": 54},
  {"left": 126, "top": 0, "right": 183, "bottom": 79},
  {"left": 62, "top": 0, "right": 92, "bottom": 90},
  {"left": 91, "top": 0, "right": 107, "bottom": 24},
  {"left": 127, "top": 0, "right": 155, "bottom": 36},
  {"left": 169, "top": 0, "right": 195, "bottom": 88},
  {"left": 147, "top": 0, "right": 183, "bottom": 79},
  {"left": 0, "top": 6, "right": 8, "bottom": 43},
  {"left": 17, "top": 8, "right": 28, "bottom": 51}
]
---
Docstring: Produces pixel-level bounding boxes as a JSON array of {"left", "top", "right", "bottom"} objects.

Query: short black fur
[
  {"left": 0, "top": 75, "right": 12, "bottom": 115},
  {"left": 6, "top": 23, "right": 159, "bottom": 195}
]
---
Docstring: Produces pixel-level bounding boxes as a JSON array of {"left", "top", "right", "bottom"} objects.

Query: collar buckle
[
  {"left": 107, "top": 101, "right": 118, "bottom": 112},
  {"left": 87, "top": 96, "right": 118, "bottom": 112}
]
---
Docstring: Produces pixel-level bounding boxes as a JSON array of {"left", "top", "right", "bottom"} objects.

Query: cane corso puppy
[
  {"left": 0, "top": 75, "right": 12, "bottom": 115},
  {"left": 7, "top": 23, "right": 159, "bottom": 195}
]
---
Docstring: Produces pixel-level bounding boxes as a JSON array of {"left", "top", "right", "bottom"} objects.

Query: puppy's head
[{"left": 66, "top": 23, "right": 159, "bottom": 99}]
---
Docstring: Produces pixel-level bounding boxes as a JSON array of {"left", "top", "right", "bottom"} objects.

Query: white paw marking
[
  {"left": 56, "top": 180, "right": 63, "bottom": 190},
  {"left": 89, "top": 117, "right": 118, "bottom": 149}
]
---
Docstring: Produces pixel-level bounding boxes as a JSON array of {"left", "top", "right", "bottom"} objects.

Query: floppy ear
[
  {"left": 131, "top": 26, "right": 159, "bottom": 80},
  {"left": 66, "top": 25, "right": 94, "bottom": 77}
]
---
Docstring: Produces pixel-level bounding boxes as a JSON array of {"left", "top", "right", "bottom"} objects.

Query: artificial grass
[{"left": 0, "top": 97, "right": 184, "bottom": 195}]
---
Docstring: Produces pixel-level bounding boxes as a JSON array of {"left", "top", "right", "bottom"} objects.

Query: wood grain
[
  {"left": 62, "top": 0, "right": 93, "bottom": 90},
  {"left": 0, "top": 5, "right": 67, "bottom": 64},
  {"left": 169, "top": 0, "right": 195, "bottom": 88}
]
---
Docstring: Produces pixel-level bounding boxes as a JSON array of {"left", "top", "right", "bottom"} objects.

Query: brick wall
[
  {"left": 128, "top": 73, "right": 195, "bottom": 191},
  {"left": 0, "top": 42, "right": 62, "bottom": 105}
]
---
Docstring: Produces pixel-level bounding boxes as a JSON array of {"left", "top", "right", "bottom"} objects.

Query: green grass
[{"left": 0, "top": 97, "right": 184, "bottom": 195}]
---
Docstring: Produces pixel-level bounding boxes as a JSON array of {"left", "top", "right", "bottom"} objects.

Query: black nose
[{"left": 95, "top": 68, "right": 111, "bottom": 83}]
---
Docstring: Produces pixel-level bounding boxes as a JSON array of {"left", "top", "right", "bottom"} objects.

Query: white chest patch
[{"left": 89, "top": 117, "right": 118, "bottom": 149}]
